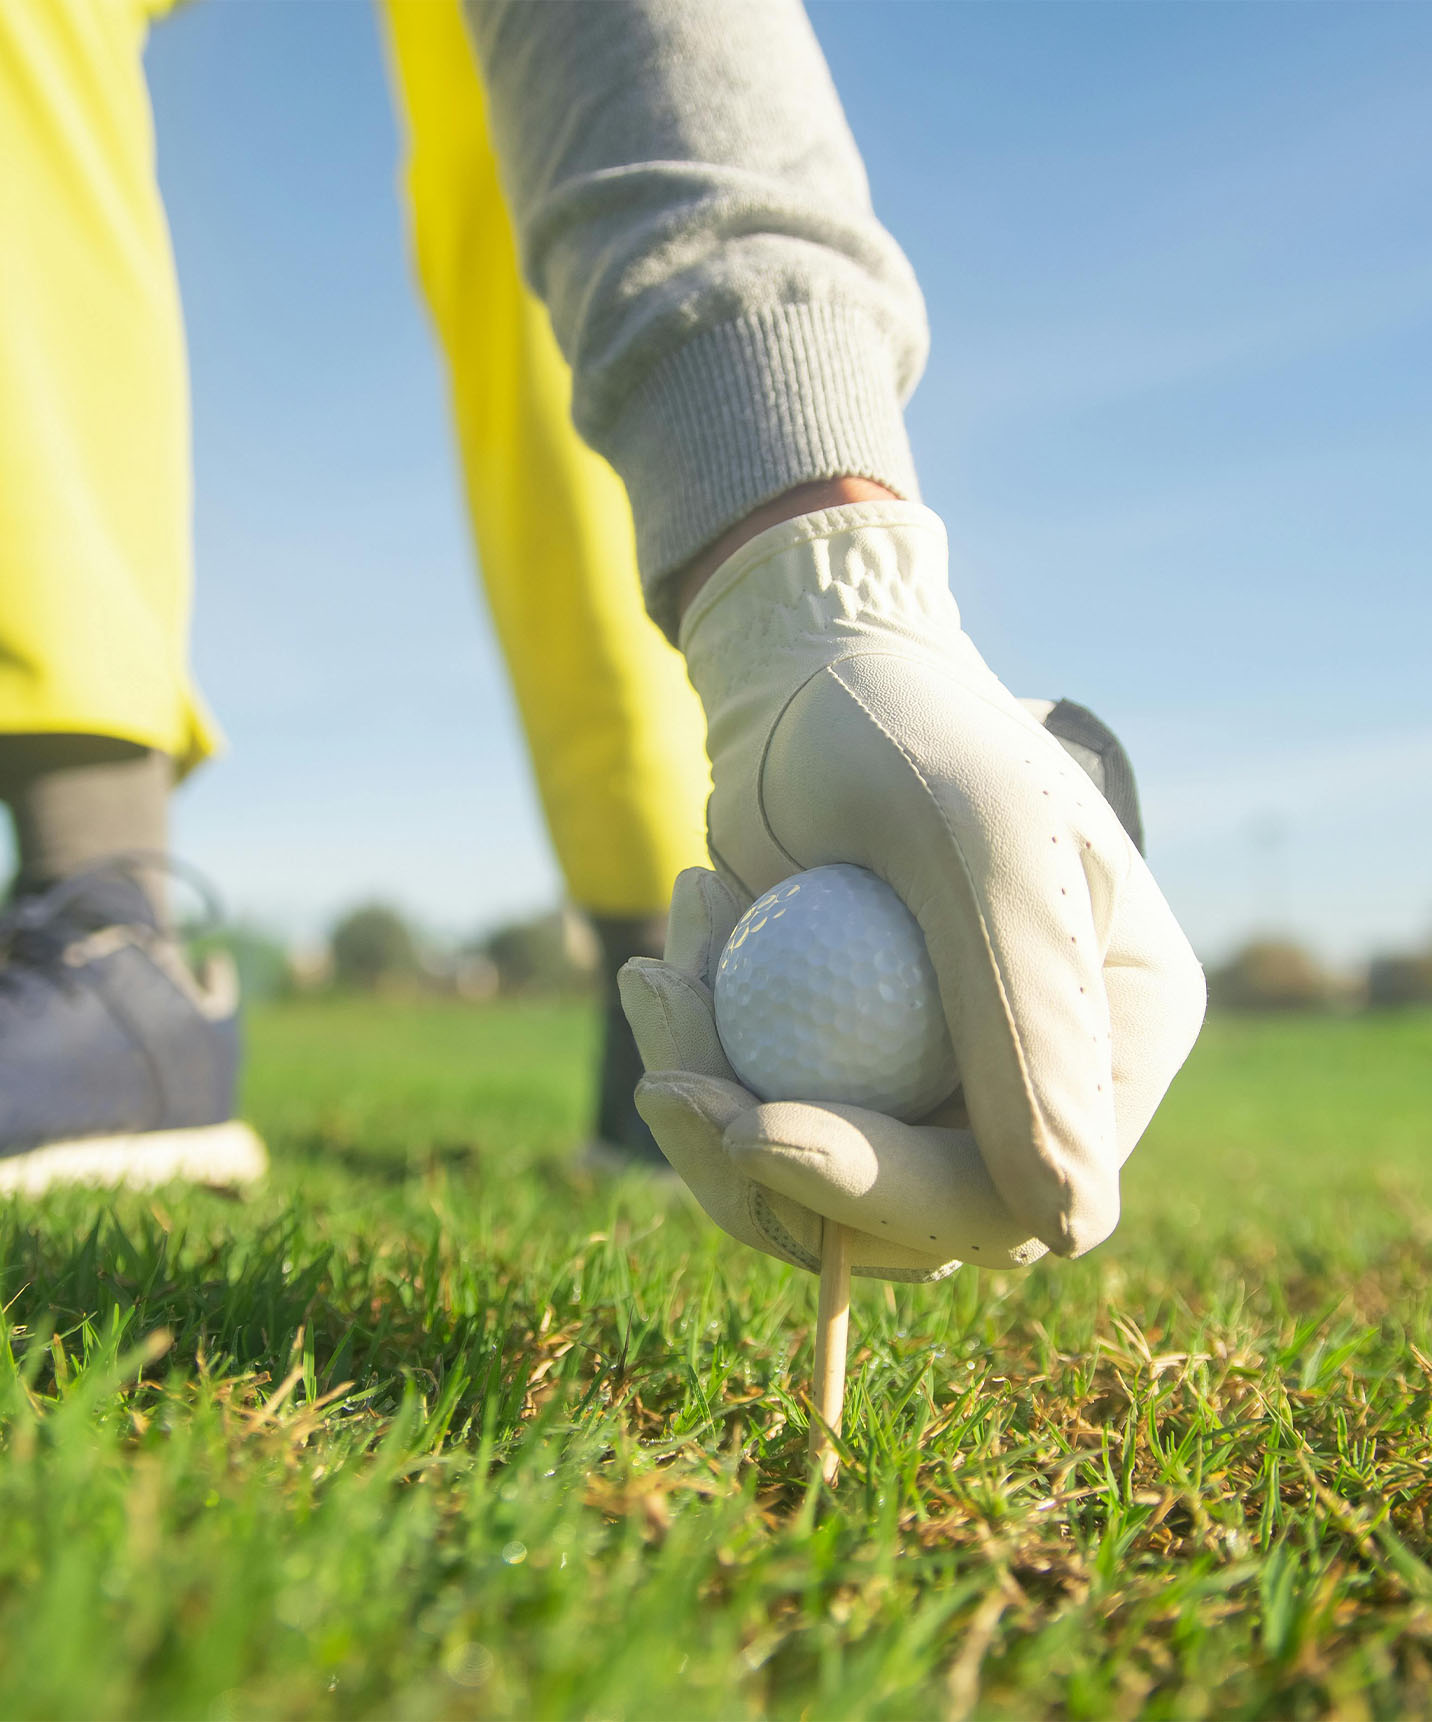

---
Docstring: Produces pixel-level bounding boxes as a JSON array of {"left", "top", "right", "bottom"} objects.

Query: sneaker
[{"left": 0, "top": 859, "right": 266, "bottom": 1195}]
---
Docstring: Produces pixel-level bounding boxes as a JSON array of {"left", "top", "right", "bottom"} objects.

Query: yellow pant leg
[
  {"left": 0, "top": 0, "right": 215, "bottom": 771},
  {"left": 379, "top": 0, "right": 709, "bottom": 918}
]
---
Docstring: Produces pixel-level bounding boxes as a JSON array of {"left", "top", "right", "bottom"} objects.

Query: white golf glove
[{"left": 619, "top": 503, "right": 1205, "bottom": 1280}]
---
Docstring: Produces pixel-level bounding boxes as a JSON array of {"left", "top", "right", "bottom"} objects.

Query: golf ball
[{"left": 713, "top": 865, "right": 959, "bottom": 1121}]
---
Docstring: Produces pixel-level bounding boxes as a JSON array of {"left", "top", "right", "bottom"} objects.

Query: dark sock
[
  {"left": 589, "top": 913, "right": 668, "bottom": 1163},
  {"left": 0, "top": 735, "right": 170, "bottom": 916}
]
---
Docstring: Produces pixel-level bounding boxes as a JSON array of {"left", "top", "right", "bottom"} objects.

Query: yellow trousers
[{"left": 0, "top": 0, "right": 708, "bottom": 916}]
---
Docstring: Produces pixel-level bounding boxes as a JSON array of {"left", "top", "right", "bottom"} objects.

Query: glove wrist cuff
[{"left": 679, "top": 503, "right": 958, "bottom": 718}]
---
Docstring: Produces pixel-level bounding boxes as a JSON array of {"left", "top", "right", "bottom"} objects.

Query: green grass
[{"left": 0, "top": 1001, "right": 1428, "bottom": 1719}]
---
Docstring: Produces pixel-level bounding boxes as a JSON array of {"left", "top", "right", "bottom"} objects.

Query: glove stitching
[
  {"left": 648, "top": 973, "right": 685, "bottom": 1075},
  {"left": 748, "top": 1186, "right": 820, "bottom": 1273},
  {"left": 825, "top": 670, "right": 1081, "bottom": 1254},
  {"left": 866, "top": 1260, "right": 963, "bottom": 1286},
  {"left": 706, "top": 833, "right": 755, "bottom": 903},
  {"left": 752, "top": 663, "right": 834, "bottom": 875},
  {"left": 750, "top": 648, "right": 955, "bottom": 874}
]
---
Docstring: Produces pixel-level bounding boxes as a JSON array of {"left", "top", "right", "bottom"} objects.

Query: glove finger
[
  {"left": 633, "top": 1069, "right": 748, "bottom": 1148},
  {"left": 633, "top": 1071, "right": 821, "bottom": 1270},
  {"left": 619, "top": 957, "right": 734, "bottom": 1080},
  {"left": 1101, "top": 852, "right": 1207, "bottom": 1161},
  {"left": 726, "top": 1100, "right": 1048, "bottom": 1269},
  {"left": 634, "top": 1073, "right": 953, "bottom": 1280},
  {"left": 664, "top": 866, "right": 746, "bottom": 987}
]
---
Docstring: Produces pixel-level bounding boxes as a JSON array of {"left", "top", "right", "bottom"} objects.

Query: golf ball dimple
[{"left": 714, "top": 865, "right": 959, "bottom": 1121}]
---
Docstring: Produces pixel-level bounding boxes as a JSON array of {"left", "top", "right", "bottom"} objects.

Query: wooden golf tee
[{"left": 810, "top": 1218, "right": 854, "bottom": 1483}]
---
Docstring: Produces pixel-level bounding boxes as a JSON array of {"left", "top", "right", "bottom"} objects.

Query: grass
[{"left": 0, "top": 1000, "right": 1428, "bottom": 1719}]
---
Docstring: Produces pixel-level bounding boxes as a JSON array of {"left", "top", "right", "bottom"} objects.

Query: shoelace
[{"left": 0, "top": 853, "right": 223, "bottom": 984}]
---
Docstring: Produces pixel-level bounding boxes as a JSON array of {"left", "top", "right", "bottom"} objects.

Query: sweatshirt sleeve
[{"left": 463, "top": 0, "right": 928, "bottom": 631}]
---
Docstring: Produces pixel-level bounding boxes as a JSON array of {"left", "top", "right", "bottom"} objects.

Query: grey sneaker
[{"left": 0, "top": 859, "right": 266, "bottom": 1195}]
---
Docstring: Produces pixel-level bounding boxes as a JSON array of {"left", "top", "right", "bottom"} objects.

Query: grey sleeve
[{"left": 463, "top": 0, "right": 928, "bottom": 630}]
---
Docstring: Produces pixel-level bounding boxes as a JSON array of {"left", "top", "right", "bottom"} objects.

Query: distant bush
[
  {"left": 1366, "top": 952, "right": 1432, "bottom": 1010},
  {"left": 1206, "top": 939, "right": 1335, "bottom": 1012},
  {"left": 329, "top": 903, "right": 419, "bottom": 993},
  {"left": 482, "top": 908, "right": 598, "bottom": 997}
]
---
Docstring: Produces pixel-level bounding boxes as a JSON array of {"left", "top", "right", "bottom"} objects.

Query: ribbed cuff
[{"left": 604, "top": 302, "right": 920, "bottom": 637}]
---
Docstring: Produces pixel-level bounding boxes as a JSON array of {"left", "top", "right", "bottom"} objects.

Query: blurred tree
[
  {"left": 329, "top": 903, "right": 419, "bottom": 992},
  {"left": 482, "top": 908, "right": 598, "bottom": 997},
  {"left": 1206, "top": 939, "right": 1335, "bottom": 1012},
  {"left": 1366, "top": 951, "right": 1432, "bottom": 1010}
]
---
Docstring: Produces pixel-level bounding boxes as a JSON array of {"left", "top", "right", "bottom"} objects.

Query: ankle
[{"left": 0, "top": 736, "right": 171, "bottom": 921}]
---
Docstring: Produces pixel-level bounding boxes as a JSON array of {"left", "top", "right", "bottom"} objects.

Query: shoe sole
[{"left": 0, "top": 1121, "right": 268, "bottom": 1196}]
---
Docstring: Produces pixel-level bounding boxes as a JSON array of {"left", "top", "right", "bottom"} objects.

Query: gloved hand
[{"left": 619, "top": 502, "right": 1205, "bottom": 1278}]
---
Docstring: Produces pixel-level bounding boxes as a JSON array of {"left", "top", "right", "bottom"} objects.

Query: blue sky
[{"left": 127, "top": 1, "right": 1431, "bottom": 965}]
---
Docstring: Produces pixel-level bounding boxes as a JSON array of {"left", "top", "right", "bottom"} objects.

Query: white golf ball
[{"left": 713, "top": 865, "right": 959, "bottom": 1121}]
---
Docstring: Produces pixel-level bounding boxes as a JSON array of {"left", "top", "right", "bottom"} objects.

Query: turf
[{"left": 0, "top": 1000, "right": 1428, "bottom": 1719}]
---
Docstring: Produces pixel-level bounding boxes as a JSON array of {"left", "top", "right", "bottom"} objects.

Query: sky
[{"left": 111, "top": 0, "right": 1432, "bottom": 967}]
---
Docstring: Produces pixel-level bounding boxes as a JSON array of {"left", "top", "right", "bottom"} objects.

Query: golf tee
[{"left": 810, "top": 1218, "right": 853, "bottom": 1483}]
